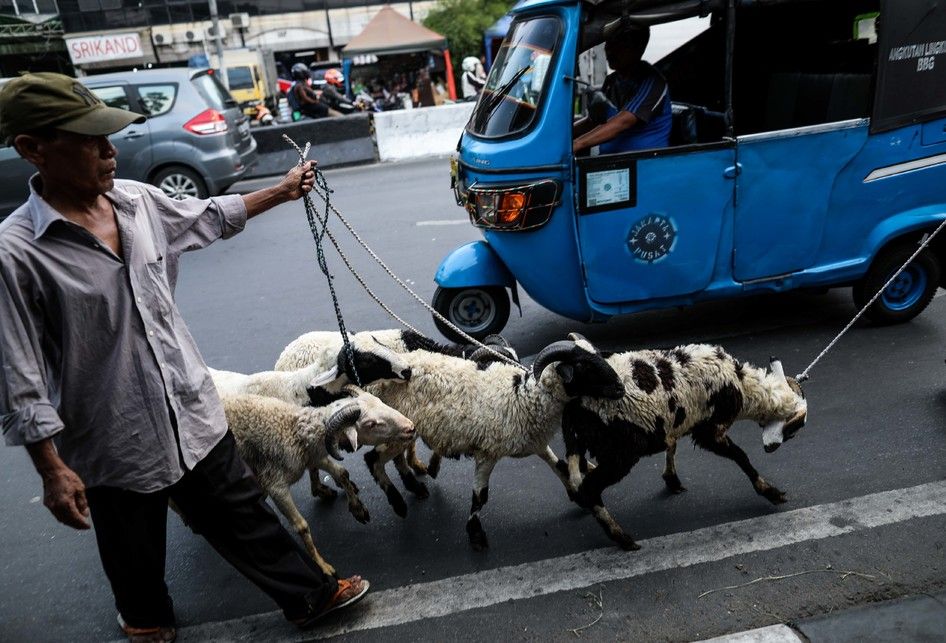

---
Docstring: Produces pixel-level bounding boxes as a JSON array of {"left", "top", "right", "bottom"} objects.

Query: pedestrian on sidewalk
[{"left": 0, "top": 73, "right": 368, "bottom": 643}]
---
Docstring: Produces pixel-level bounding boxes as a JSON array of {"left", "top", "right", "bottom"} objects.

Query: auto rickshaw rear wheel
[
  {"left": 852, "top": 243, "right": 940, "bottom": 325},
  {"left": 432, "top": 286, "right": 510, "bottom": 343}
]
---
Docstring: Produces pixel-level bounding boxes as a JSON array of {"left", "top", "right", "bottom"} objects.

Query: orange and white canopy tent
[{"left": 342, "top": 6, "right": 457, "bottom": 100}]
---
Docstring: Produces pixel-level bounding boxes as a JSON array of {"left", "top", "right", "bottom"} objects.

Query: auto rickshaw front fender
[
  {"left": 435, "top": 240, "right": 516, "bottom": 288},
  {"left": 435, "top": 241, "right": 521, "bottom": 313}
]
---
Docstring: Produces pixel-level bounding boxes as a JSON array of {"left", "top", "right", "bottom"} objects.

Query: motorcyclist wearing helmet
[
  {"left": 288, "top": 63, "right": 339, "bottom": 119},
  {"left": 320, "top": 69, "right": 353, "bottom": 112},
  {"left": 461, "top": 56, "right": 486, "bottom": 99}
]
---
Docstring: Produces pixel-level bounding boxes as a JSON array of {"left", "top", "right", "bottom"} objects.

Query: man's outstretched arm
[{"left": 243, "top": 160, "right": 317, "bottom": 219}]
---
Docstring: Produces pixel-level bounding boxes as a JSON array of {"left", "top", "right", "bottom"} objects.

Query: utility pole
[
  {"left": 323, "top": 0, "right": 335, "bottom": 54},
  {"left": 209, "top": 0, "right": 228, "bottom": 88}
]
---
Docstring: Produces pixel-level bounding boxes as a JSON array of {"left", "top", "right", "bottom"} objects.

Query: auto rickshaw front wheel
[
  {"left": 853, "top": 243, "right": 941, "bottom": 325},
  {"left": 432, "top": 286, "right": 511, "bottom": 343}
]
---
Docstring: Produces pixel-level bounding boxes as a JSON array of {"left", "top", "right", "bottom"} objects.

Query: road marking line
[
  {"left": 416, "top": 219, "right": 468, "bottom": 226},
  {"left": 175, "top": 481, "right": 946, "bottom": 642},
  {"left": 695, "top": 624, "right": 804, "bottom": 643}
]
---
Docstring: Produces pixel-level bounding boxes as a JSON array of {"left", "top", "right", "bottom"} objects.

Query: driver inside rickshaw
[{"left": 573, "top": 24, "right": 673, "bottom": 154}]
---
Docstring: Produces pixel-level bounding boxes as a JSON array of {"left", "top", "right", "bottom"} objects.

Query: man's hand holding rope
[{"left": 242, "top": 160, "right": 317, "bottom": 219}]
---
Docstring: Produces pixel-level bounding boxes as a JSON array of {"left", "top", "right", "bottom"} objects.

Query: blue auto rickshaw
[{"left": 432, "top": 0, "right": 946, "bottom": 341}]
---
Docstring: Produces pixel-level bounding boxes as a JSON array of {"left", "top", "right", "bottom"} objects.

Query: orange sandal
[{"left": 294, "top": 575, "right": 370, "bottom": 629}]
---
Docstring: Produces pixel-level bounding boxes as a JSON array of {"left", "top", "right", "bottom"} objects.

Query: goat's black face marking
[
  {"left": 307, "top": 385, "right": 353, "bottom": 407},
  {"left": 341, "top": 350, "right": 400, "bottom": 384},
  {"left": 632, "top": 360, "right": 659, "bottom": 394},
  {"left": 562, "top": 356, "right": 624, "bottom": 399},
  {"left": 655, "top": 357, "right": 675, "bottom": 391}
]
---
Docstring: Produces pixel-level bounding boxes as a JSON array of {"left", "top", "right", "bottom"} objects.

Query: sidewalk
[{"left": 699, "top": 591, "right": 946, "bottom": 642}]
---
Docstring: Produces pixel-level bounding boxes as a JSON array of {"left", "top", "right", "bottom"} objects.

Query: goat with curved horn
[
  {"left": 532, "top": 340, "right": 582, "bottom": 379},
  {"left": 324, "top": 403, "right": 362, "bottom": 461}
]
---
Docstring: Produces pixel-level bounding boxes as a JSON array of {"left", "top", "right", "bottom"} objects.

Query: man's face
[
  {"left": 17, "top": 130, "right": 118, "bottom": 195},
  {"left": 605, "top": 40, "right": 641, "bottom": 75}
]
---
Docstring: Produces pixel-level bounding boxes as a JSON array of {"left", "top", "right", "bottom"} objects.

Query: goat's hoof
[
  {"left": 411, "top": 482, "right": 430, "bottom": 499},
  {"left": 662, "top": 474, "right": 686, "bottom": 494},
  {"left": 614, "top": 534, "right": 641, "bottom": 551},
  {"left": 389, "top": 496, "right": 408, "bottom": 518},
  {"left": 351, "top": 506, "right": 370, "bottom": 524},
  {"left": 762, "top": 486, "right": 787, "bottom": 505},
  {"left": 313, "top": 487, "right": 338, "bottom": 501},
  {"left": 468, "top": 530, "right": 489, "bottom": 551}
]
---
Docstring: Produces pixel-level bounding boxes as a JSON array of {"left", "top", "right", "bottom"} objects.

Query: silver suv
[{"left": 0, "top": 68, "right": 257, "bottom": 216}]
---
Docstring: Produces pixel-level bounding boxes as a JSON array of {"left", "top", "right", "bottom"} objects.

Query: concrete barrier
[
  {"left": 373, "top": 102, "right": 475, "bottom": 162},
  {"left": 245, "top": 113, "right": 376, "bottom": 178}
]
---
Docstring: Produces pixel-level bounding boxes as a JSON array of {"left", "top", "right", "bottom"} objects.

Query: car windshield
[
  {"left": 468, "top": 16, "right": 560, "bottom": 138},
  {"left": 227, "top": 66, "right": 255, "bottom": 90}
]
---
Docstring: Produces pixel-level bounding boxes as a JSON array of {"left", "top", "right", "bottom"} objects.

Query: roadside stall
[{"left": 342, "top": 6, "right": 457, "bottom": 108}]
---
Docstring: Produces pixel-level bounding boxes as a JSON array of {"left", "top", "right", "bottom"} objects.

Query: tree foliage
[{"left": 423, "top": 0, "right": 514, "bottom": 84}]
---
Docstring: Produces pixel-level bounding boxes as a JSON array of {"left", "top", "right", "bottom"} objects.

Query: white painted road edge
[
  {"left": 170, "top": 480, "right": 946, "bottom": 642},
  {"left": 694, "top": 624, "right": 804, "bottom": 643}
]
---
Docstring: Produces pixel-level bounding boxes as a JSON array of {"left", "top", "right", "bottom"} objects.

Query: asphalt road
[{"left": 1, "top": 157, "right": 944, "bottom": 642}]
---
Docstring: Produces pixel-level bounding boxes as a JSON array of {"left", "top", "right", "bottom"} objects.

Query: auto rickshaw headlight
[{"left": 465, "top": 180, "right": 561, "bottom": 232}]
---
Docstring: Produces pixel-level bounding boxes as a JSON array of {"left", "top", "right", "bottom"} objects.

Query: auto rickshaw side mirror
[{"left": 587, "top": 90, "right": 614, "bottom": 125}]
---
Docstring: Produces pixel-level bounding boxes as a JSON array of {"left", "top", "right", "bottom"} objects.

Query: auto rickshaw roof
[{"left": 511, "top": 0, "right": 822, "bottom": 24}]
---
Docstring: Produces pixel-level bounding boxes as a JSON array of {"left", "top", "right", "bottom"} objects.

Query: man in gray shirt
[{"left": 0, "top": 73, "right": 367, "bottom": 642}]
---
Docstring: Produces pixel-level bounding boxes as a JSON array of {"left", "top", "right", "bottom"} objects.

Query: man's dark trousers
[{"left": 85, "top": 431, "right": 337, "bottom": 628}]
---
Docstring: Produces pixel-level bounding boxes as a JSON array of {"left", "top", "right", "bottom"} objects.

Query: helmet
[
  {"left": 324, "top": 68, "right": 345, "bottom": 88},
  {"left": 462, "top": 56, "right": 480, "bottom": 74},
  {"left": 290, "top": 63, "right": 310, "bottom": 81}
]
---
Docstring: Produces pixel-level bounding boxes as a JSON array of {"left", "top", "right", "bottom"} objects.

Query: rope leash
[
  {"left": 283, "top": 136, "right": 527, "bottom": 373},
  {"left": 796, "top": 217, "right": 946, "bottom": 382},
  {"left": 283, "top": 135, "right": 362, "bottom": 387}
]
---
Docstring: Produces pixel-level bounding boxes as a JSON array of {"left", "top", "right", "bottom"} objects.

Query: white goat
[
  {"left": 222, "top": 389, "right": 414, "bottom": 575},
  {"left": 314, "top": 339, "right": 624, "bottom": 550}
]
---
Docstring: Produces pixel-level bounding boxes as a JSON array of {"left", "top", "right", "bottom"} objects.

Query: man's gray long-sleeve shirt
[{"left": 0, "top": 176, "right": 247, "bottom": 492}]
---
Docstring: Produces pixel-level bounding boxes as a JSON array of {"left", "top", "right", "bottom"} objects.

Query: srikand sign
[
  {"left": 873, "top": 0, "right": 946, "bottom": 132},
  {"left": 65, "top": 33, "right": 144, "bottom": 65}
]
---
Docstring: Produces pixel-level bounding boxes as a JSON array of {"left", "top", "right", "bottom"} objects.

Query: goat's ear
[
  {"left": 555, "top": 362, "right": 576, "bottom": 385},
  {"left": 769, "top": 358, "right": 785, "bottom": 381}
]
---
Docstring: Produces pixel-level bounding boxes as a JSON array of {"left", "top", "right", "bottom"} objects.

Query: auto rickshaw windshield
[{"left": 468, "top": 15, "right": 561, "bottom": 138}]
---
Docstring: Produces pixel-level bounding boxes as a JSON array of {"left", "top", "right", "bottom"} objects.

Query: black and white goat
[
  {"left": 561, "top": 335, "right": 808, "bottom": 550},
  {"left": 315, "top": 338, "right": 624, "bottom": 549}
]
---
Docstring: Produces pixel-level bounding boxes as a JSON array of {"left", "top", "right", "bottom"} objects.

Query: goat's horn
[
  {"left": 532, "top": 340, "right": 579, "bottom": 380},
  {"left": 324, "top": 403, "right": 361, "bottom": 461},
  {"left": 567, "top": 332, "right": 589, "bottom": 343},
  {"left": 483, "top": 334, "right": 512, "bottom": 348}
]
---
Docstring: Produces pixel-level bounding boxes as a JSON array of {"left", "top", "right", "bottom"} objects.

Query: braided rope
[
  {"left": 282, "top": 134, "right": 361, "bottom": 387},
  {"left": 287, "top": 141, "right": 526, "bottom": 372}
]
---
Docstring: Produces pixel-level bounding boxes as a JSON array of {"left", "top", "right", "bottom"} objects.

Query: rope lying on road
[{"left": 282, "top": 134, "right": 528, "bottom": 373}]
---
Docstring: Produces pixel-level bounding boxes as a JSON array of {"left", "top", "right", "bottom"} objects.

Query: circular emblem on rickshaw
[{"left": 628, "top": 215, "right": 676, "bottom": 264}]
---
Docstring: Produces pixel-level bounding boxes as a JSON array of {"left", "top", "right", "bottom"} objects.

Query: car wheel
[
  {"left": 432, "top": 286, "right": 511, "bottom": 343},
  {"left": 153, "top": 166, "right": 208, "bottom": 200},
  {"left": 852, "top": 243, "right": 941, "bottom": 325}
]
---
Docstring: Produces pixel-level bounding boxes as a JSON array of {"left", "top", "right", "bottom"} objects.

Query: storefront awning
[{"left": 342, "top": 6, "right": 447, "bottom": 56}]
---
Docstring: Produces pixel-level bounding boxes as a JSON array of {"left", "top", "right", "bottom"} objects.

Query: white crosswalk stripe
[{"left": 169, "top": 480, "right": 946, "bottom": 642}]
